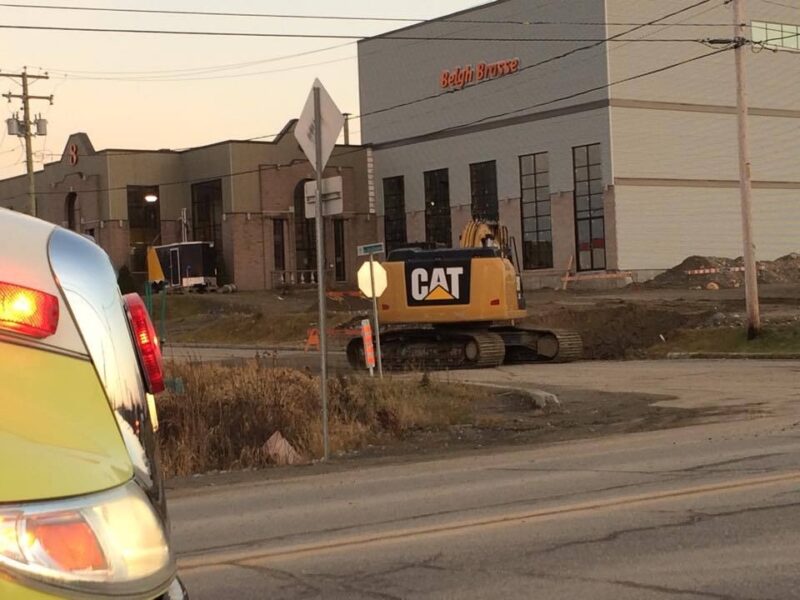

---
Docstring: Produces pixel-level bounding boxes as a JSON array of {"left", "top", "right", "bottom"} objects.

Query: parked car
[{"left": 0, "top": 209, "right": 186, "bottom": 599}]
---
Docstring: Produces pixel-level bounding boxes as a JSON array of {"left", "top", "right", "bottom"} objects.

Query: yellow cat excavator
[{"left": 346, "top": 219, "right": 582, "bottom": 370}]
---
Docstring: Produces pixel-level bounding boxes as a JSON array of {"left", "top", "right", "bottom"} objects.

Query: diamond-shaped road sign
[
  {"left": 358, "top": 261, "right": 388, "bottom": 299},
  {"left": 294, "top": 79, "right": 345, "bottom": 174}
]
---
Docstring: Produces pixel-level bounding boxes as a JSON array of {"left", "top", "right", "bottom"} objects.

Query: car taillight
[
  {"left": 123, "top": 293, "right": 165, "bottom": 394},
  {"left": 0, "top": 282, "right": 59, "bottom": 338}
]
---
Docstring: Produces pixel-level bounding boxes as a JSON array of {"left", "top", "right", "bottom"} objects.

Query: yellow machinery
[{"left": 347, "top": 220, "right": 582, "bottom": 370}]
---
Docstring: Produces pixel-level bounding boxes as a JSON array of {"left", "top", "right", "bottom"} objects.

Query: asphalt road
[{"left": 169, "top": 360, "right": 800, "bottom": 599}]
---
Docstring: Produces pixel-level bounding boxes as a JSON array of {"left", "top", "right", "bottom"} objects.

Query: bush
[{"left": 156, "top": 363, "right": 477, "bottom": 477}]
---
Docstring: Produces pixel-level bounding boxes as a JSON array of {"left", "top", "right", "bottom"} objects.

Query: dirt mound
[
  {"left": 648, "top": 253, "right": 800, "bottom": 289},
  {"left": 763, "top": 253, "right": 800, "bottom": 284},
  {"left": 528, "top": 302, "right": 711, "bottom": 360}
]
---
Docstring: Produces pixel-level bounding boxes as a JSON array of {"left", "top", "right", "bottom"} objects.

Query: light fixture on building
[{"left": 144, "top": 193, "right": 158, "bottom": 203}]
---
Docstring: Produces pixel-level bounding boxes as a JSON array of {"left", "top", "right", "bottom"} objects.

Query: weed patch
[{"left": 157, "top": 364, "right": 479, "bottom": 477}]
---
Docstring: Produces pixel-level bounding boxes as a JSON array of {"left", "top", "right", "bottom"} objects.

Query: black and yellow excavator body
[{"left": 346, "top": 221, "right": 582, "bottom": 370}]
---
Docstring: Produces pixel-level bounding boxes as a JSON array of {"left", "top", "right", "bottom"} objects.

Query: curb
[
  {"left": 666, "top": 352, "right": 800, "bottom": 360},
  {"left": 164, "top": 342, "right": 305, "bottom": 352}
]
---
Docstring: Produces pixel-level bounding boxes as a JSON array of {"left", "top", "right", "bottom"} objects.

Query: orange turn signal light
[
  {"left": 0, "top": 282, "right": 59, "bottom": 338},
  {"left": 26, "top": 513, "right": 107, "bottom": 572}
]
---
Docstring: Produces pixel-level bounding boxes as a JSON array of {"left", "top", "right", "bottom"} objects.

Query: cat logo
[{"left": 405, "top": 261, "right": 471, "bottom": 306}]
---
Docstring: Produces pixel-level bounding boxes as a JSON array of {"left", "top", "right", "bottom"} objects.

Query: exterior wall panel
[
  {"left": 359, "top": 0, "right": 610, "bottom": 146},
  {"left": 606, "top": 0, "right": 800, "bottom": 110},
  {"left": 615, "top": 185, "right": 799, "bottom": 271},
  {"left": 612, "top": 108, "right": 800, "bottom": 183}
]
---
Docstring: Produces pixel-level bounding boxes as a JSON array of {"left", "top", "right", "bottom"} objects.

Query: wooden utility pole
[
  {"left": 2, "top": 68, "right": 53, "bottom": 218},
  {"left": 732, "top": 0, "right": 761, "bottom": 338}
]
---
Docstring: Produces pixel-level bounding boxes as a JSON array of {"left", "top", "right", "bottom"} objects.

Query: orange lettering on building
[{"left": 441, "top": 57, "right": 520, "bottom": 90}]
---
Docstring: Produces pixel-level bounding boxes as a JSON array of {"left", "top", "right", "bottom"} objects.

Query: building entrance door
[{"left": 169, "top": 248, "right": 181, "bottom": 286}]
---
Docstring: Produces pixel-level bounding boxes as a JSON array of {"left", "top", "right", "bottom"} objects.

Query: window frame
[
  {"left": 519, "top": 152, "right": 553, "bottom": 270},
  {"left": 469, "top": 160, "right": 499, "bottom": 221},
  {"left": 333, "top": 219, "right": 346, "bottom": 282},
  {"left": 572, "top": 144, "right": 606, "bottom": 272},
  {"left": 273, "top": 218, "right": 286, "bottom": 272},
  {"left": 423, "top": 168, "right": 453, "bottom": 247},
  {"left": 382, "top": 176, "right": 407, "bottom": 252}
]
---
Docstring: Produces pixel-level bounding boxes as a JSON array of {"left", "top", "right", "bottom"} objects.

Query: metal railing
[{"left": 271, "top": 269, "right": 333, "bottom": 289}]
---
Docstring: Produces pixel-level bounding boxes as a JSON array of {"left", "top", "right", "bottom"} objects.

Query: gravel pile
[{"left": 648, "top": 253, "right": 800, "bottom": 289}]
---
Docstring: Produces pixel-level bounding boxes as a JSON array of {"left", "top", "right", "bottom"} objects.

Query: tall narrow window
[
  {"left": 573, "top": 144, "right": 606, "bottom": 271},
  {"left": 294, "top": 180, "right": 316, "bottom": 270},
  {"left": 469, "top": 160, "right": 499, "bottom": 221},
  {"left": 65, "top": 192, "right": 78, "bottom": 231},
  {"left": 127, "top": 185, "right": 160, "bottom": 272},
  {"left": 334, "top": 219, "right": 346, "bottom": 282},
  {"left": 192, "top": 179, "right": 225, "bottom": 282},
  {"left": 424, "top": 169, "right": 452, "bottom": 246},
  {"left": 383, "top": 176, "right": 407, "bottom": 252},
  {"left": 273, "top": 218, "right": 286, "bottom": 272},
  {"left": 519, "top": 153, "right": 553, "bottom": 269}
]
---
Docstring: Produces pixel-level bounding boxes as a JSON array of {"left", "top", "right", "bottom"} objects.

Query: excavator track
[
  {"left": 347, "top": 328, "right": 506, "bottom": 371},
  {"left": 491, "top": 325, "right": 584, "bottom": 364},
  {"left": 347, "top": 326, "right": 582, "bottom": 371}
]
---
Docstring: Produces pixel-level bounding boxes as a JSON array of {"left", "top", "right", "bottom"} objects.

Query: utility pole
[
  {"left": 342, "top": 113, "right": 351, "bottom": 145},
  {"left": 3, "top": 68, "right": 53, "bottom": 218},
  {"left": 732, "top": 0, "right": 761, "bottom": 338}
]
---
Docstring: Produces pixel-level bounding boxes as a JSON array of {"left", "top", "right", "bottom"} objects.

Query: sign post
[
  {"left": 295, "top": 80, "right": 345, "bottom": 461},
  {"left": 368, "top": 254, "right": 384, "bottom": 378},
  {"left": 357, "top": 244, "right": 387, "bottom": 379}
]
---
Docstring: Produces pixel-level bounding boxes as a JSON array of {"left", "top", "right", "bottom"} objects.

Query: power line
[
  {"left": 757, "top": 0, "right": 797, "bottom": 9},
  {"left": 375, "top": 47, "right": 734, "bottom": 147},
  {"left": 1, "top": 46, "right": 735, "bottom": 202},
  {"left": 0, "top": 23, "right": 711, "bottom": 42},
  {"left": 0, "top": 2, "right": 734, "bottom": 26},
  {"left": 611, "top": 4, "right": 724, "bottom": 57},
  {"left": 353, "top": 0, "right": 719, "bottom": 122},
  {"left": 55, "top": 53, "right": 358, "bottom": 82},
  {"left": 15, "top": 0, "right": 725, "bottom": 155},
  {"left": 44, "top": 42, "right": 353, "bottom": 77}
]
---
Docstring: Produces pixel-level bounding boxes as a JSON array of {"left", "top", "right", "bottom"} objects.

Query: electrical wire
[
  {"left": 374, "top": 46, "right": 735, "bottom": 147},
  {"left": 349, "top": 0, "right": 719, "bottom": 123},
  {"left": 0, "top": 46, "right": 734, "bottom": 202},
  {"left": 0, "top": 2, "right": 734, "bottom": 27},
  {"left": 609, "top": 1, "right": 724, "bottom": 55},
  {"left": 24, "top": 0, "right": 726, "bottom": 155},
  {"left": 0, "top": 24, "right": 711, "bottom": 42},
  {"left": 757, "top": 0, "right": 798, "bottom": 10},
  {"left": 43, "top": 42, "right": 354, "bottom": 77},
  {"left": 56, "top": 53, "right": 358, "bottom": 82}
]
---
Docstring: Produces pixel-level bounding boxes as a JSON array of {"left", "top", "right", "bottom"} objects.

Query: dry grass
[
  {"left": 163, "top": 292, "right": 360, "bottom": 345},
  {"left": 647, "top": 322, "right": 800, "bottom": 357},
  {"left": 157, "top": 362, "right": 479, "bottom": 477}
]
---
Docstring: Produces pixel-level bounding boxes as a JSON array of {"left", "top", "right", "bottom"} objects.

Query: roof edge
[{"left": 357, "top": 0, "right": 515, "bottom": 44}]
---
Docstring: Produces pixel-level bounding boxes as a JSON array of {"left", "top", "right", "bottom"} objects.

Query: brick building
[{"left": 0, "top": 122, "right": 378, "bottom": 290}]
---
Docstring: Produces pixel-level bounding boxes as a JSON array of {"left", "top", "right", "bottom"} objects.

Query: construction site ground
[{"left": 162, "top": 282, "right": 800, "bottom": 361}]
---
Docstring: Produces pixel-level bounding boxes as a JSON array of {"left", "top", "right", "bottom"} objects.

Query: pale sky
[{"left": 0, "top": 0, "right": 485, "bottom": 178}]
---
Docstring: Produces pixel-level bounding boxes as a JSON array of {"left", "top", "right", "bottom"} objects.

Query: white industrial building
[{"left": 358, "top": 0, "right": 800, "bottom": 286}]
